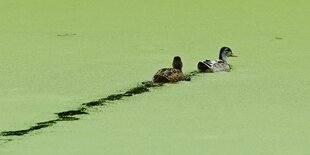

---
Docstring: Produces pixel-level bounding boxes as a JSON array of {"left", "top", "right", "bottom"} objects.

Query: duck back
[{"left": 153, "top": 68, "right": 183, "bottom": 83}]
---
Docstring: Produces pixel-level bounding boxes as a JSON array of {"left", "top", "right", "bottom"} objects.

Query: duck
[
  {"left": 197, "top": 47, "right": 237, "bottom": 72},
  {"left": 153, "top": 56, "right": 190, "bottom": 83}
]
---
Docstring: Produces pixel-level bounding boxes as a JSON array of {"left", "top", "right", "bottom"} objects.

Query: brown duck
[{"left": 153, "top": 56, "right": 189, "bottom": 83}]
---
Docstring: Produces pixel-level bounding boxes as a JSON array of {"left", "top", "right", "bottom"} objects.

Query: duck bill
[{"left": 230, "top": 52, "right": 238, "bottom": 57}]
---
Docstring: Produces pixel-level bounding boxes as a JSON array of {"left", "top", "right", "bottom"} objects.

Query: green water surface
[{"left": 0, "top": 0, "right": 310, "bottom": 154}]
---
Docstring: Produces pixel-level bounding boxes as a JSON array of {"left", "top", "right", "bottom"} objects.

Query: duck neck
[
  {"left": 219, "top": 53, "right": 228, "bottom": 62},
  {"left": 173, "top": 64, "right": 182, "bottom": 72},
  {"left": 173, "top": 61, "right": 182, "bottom": 71}
]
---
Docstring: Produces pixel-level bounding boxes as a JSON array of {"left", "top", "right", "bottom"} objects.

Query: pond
[{"left": 0, "top": 0, "right": 309, "bottom": 154}]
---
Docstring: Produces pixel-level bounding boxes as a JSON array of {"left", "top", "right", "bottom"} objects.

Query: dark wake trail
[{"left": 0, "top": 71, "right": 199, "bottom": 144}]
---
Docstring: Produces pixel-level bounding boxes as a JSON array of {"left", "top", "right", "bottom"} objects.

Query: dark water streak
[{"left": 0, "top": 71, "right": 199, "bottom": 143}]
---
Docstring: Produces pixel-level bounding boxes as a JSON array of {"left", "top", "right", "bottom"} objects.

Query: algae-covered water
[{"left": 1, "top": 0, "right": 310, "bottom": 154}]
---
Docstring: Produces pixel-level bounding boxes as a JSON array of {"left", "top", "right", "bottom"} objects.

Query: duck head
[
  {"left": 219, "top": 47, "right": 237, "bottom": 61},
  {"left": 172, "top": 56, "right": 183, "bottom": 72}
]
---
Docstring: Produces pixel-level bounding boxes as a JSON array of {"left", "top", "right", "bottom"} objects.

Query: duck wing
[
  {"left": 198, "top": 59, "right": 217, "bottom": 71},
  {"left": 198, "top": 59, "right": 229, "bottom": 72}
]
